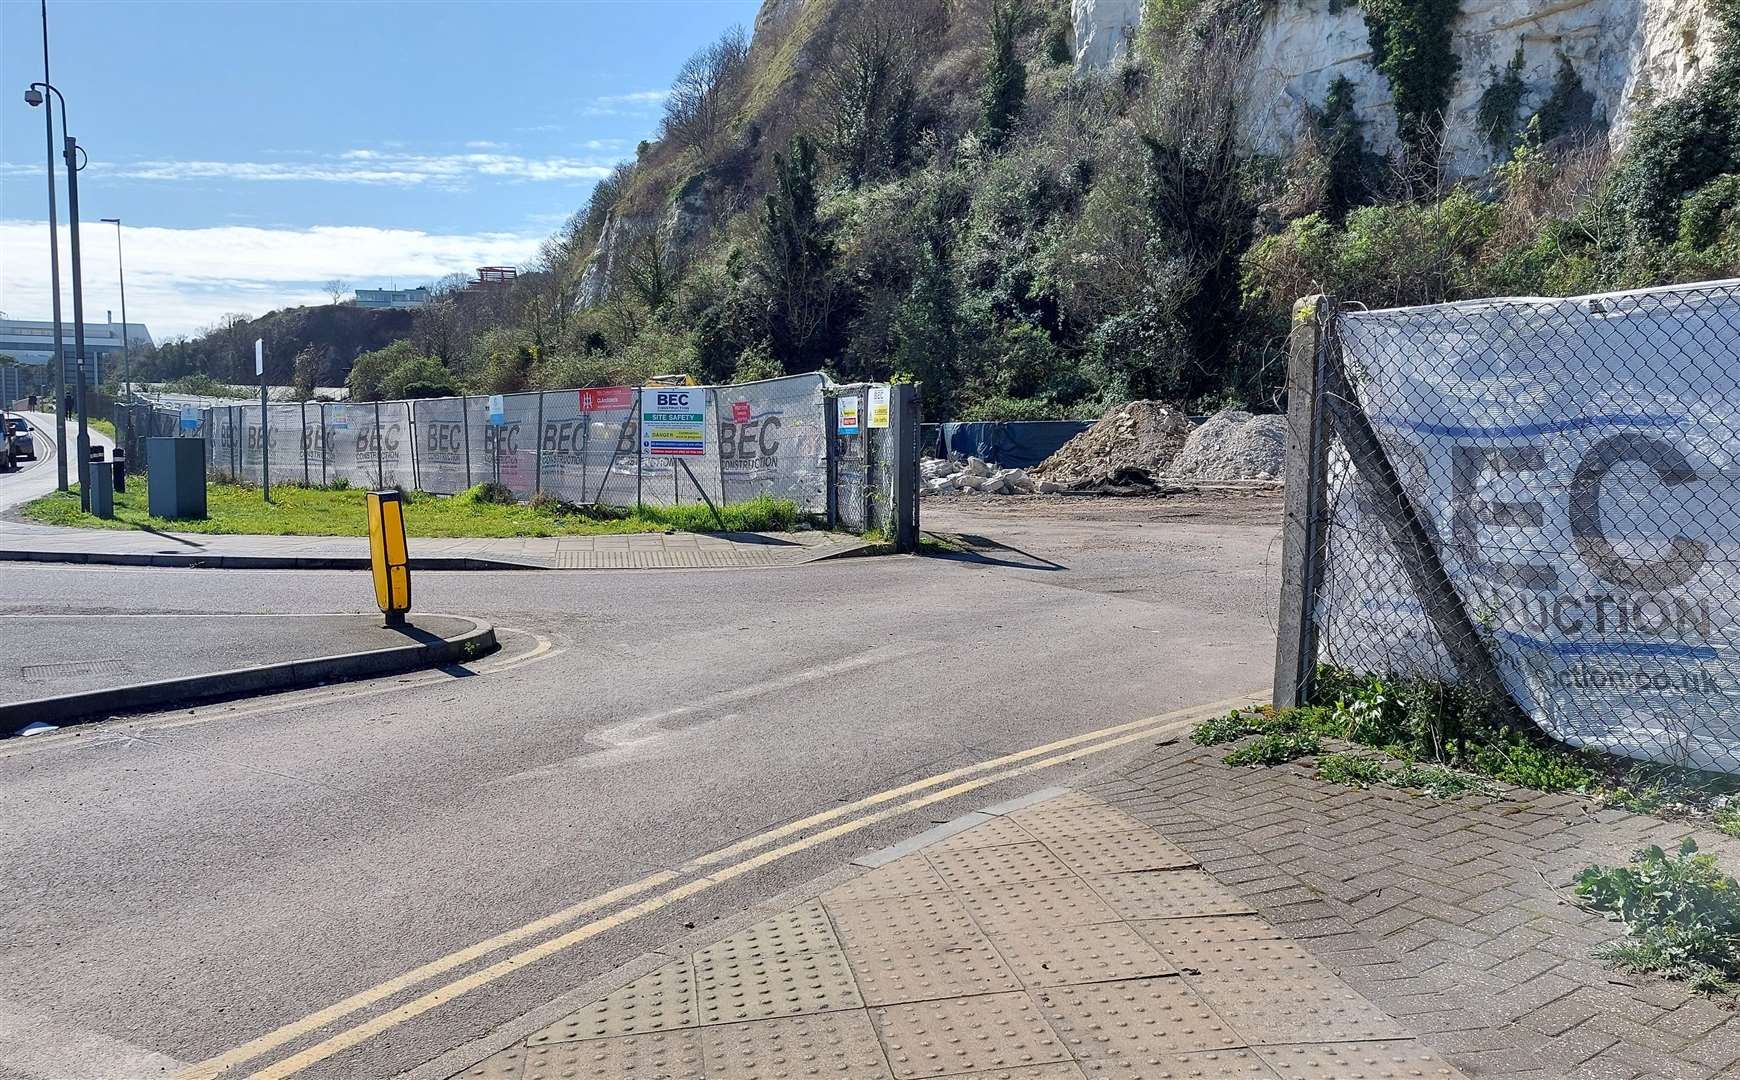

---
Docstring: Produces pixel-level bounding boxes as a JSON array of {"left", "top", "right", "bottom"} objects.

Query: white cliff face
[
  {"left": 1072, "top": 0, "right": 1721, "bottom": 176},
  {"left": 1242, "top": 0, "right": 1722, "bottom": 175},
  {"left": 1073, "top": 0, "right": 1144, "bottom": 69}
]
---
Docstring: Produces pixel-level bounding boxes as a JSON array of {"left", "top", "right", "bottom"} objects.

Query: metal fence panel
[
  {"left": 1318, "top": 280, "right": 1740, "bottom": 774},
  {"left": 415, "top": 396, "right": 471, "bottom": 494},
  {"left": 538, "top": 388, "right": 627, "bottom": 506},
  {"left": 719, "top": 376, "right": 829, "bottom": 514}
]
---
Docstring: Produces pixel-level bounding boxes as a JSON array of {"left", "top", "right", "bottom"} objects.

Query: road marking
[
  {"left": 182, "top": 690, "right": 1261, "bottom": 1078},
  {"left": 0, "top": 630, "right": 559, "bottom": 759}
]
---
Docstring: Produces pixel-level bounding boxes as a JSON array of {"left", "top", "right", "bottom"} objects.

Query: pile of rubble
[
  {"left": 1030, "top": 401, "right": 1196, "bottom": 490},
  {"left": 1167, "top": 410, "right": 1287, "bottom": 481},
  {"left": 922, "top": 456, "right": 1062, "bottom": 496},
  {"left": 920, "top": 403, "right": 1288, "bottom": 498}
]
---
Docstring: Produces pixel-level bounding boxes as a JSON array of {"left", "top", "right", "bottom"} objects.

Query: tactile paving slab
[
  {"left": 1035, "top": 977, "right": 1240, "bottom": 1060},
  {"left": 925, "top": 842, "right": 1076, "bottom": 891},
  {"left": 1042, "top": 829, "right": 1198, "bottom": 875},
  {"left": 926, "top": 815, "right": 1039, "bottom": 853},
  {"left": 1148, "top": 934, "right": 1323, "bottom": 977},
  {"left": 700, "top": 1009, "right": 894, "bottom": 1079},
  {"left": 695, "top": 948, "right": 865, "bottom": 1024},
  {"left": 1256, "top": 1040, "right": 1468, "bottom": 1079},
  {"left": 872, "top": 991, "right": 1071, "bottom": 1079},
  {"left": 450, "top": 1044, "right": 528, "bottom": 1080},
  {"left": 823, "top": 854, "right": 950, "bottom": 903},
  {"left": 1071, "top": 1048, "right": 1278, "bottom": 1078},
  {"left": 527, "top": 958, "right": 695, "bottom": 1043},
  {"left": 1084, "top": 870, "right": 1256, "bottom": 920},
  {"left": 824, "top": 891, "right": 981, "bottom": 947},
  {"left": 985, "top": 922, "right": 1175, "bottom": 987},
  {"left": 519, "top": 1030, "right": 705, "bottom": 1080},
  {"left": 1007, "top": 803, "right": 1150, "bottom": 842},
  {"left": 694, "top": 900, "right": 843, "bottom": 965},
  {"left": 1131, "top": 915, "right": 1287, "bottom": 959},
  {"left": 954, "top": 877, "right": 1122, "bottom": 932},
  {"left": 1186, "top": 975, "right": 1410, "bottom": 1046},
  {"left": 842, "top": 931, "right": 1021, "bottom": 1005}
]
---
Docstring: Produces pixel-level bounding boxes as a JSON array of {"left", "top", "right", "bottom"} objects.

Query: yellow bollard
[{"left": 366, "top": 490, "right": 411, "bottom": 627}]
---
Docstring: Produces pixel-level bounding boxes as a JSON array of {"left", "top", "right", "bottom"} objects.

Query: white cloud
[
  {"left": 0, "top": 149, "right": 616, "bottom": 188},
  {"left": 584, "top": 89, "right": 669, "bottom": 116},
  {"left": 0, "top": 219, "right": 542, "bottom": 338}
]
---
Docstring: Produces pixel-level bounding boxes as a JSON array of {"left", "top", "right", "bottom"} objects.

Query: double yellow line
[{"left": 183, "top": 690, "right": 1262, "bottom": 1079}]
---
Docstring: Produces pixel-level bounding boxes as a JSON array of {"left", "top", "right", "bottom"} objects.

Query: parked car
[{"left": 5, "top": 416, "right": 35, "bottom": 461}]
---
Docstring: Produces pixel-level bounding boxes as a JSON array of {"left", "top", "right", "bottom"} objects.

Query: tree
[
  {"left": 663, "top": 25, "right": 750, "bottom": 152},
  {"left": 291, "top": 344, "right": 325, "bottom": 400},
  {"left": 980, "top": 0, "right": 1028, "bottom": 150},
  {"left": 323, "top": 279, "right": 351, "bottom": 305},
  {"left": 346, "top": 340, "right": 424, "bottom": 401},
  {"left": 758, "top": 135, "right": 838, "bottom": 369},
  {"left": 624, "top": 229, "right": 677, "bottom": 312},
  {"left": 818, "top": 1, "right": 920, "bottom": 187},
  {"left": 1319, "top": 75, "right": 1376, "bottom": 222},
  {"left": 381, "top": 353, "right": 457, "bottom": 400}
]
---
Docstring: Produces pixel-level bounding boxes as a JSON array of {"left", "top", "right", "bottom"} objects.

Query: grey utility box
[
  {"left": 148, "top": 437, "right": 207, "bottom": 519},
  {"left": 87, "top": 458, "right": 114, "bottom": 518}
]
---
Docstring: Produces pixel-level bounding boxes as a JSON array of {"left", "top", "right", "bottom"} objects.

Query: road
[
  {"left": 0, "top": 412, "right": 114, "bottom": 514},
  {"left": 0, "top": 495, "right": 1282, "bottom": 1080}
]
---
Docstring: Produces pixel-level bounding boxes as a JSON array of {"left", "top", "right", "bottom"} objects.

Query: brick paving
[
  {"left": 1086, "top": 741, "right": 1740, "bottom": 1080},
  {"left": 448, "top": 791, "right": 1470, "bottom": 1080}
]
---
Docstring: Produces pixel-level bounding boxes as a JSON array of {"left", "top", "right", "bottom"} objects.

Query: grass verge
[{"left": 21, "top": 483, "right": 802, "bottom": 539}]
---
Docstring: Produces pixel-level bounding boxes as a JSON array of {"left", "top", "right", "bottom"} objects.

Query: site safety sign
[
  {"left": 837, "top": 396, "right": 861, "bottom": 436},
  {"left": 868, "top": 385, "right": 890, "bottom": 429},
  {"left": 642, "top": 387, "right": 706, "bottom": 457}
]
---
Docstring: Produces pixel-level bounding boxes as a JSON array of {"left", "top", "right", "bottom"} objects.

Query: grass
[
  {"left": 22, "top": 483, "right": 802, "bottom": 539},
  {"left": 88, "top": 417, "right": 117, "bottom": 439}
]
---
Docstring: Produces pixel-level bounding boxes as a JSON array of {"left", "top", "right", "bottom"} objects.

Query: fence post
[
  {"left": 890, "top": 383, "right": 920, "bottom": 552},
  {"left": 319, "top": 403, "right": 328, "bottom": 486},
  {"left": 1274, "top": 296, "right": 1334, "bottom": 708},
  {"left": 300, "top": 403, "right": 311, "bottom": 485},
  {"left": 635, "top": 387, "right": 644, "bottom": 512},
  {"left": 373, "top": 402, "right": 385, "bottom": 487},
  {"left": 712, "top": 388, "right": 727, "bottom": 505},
  {"left": 408, "top": 400, "right": 421, "bottom": 493},
  {"left": 534, "top": 391, "right": 545, "bottom": 498},
  {"left": 823, "top": 390, "right": 838, "bottom": 529},
  {"left": 461, "top": 397, "right": 473, "bottom": 490}
]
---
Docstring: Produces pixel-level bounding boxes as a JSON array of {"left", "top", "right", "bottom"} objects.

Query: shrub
[
  {"left": 462, "top": 482, "right": 517, "bottom": 506},
  {"left": 1576, "top": 838, "right": 1740, "bottom": 993},
  {"left": 1192, "top": 709, "right": 1265, "bottom": 746}
]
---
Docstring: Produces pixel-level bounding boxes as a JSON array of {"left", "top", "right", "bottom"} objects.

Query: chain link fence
[
  {"left": 1277, "top": 281, "right": 1740, "bottom": 775},
  {"left": 116, "top": 375, "right": 919, "bottom": 533}
]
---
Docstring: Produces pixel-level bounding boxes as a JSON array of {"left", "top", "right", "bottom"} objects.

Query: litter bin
[{"left": 112, "top": 447, "right": 126, "bottom": 493}]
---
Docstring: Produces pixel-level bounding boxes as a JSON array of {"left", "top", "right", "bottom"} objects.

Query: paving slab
[
  {"left": 4, "top": 612, "right": 472, "bottom": 714},
  {"left": 437, "top": 790, "right": 1473, "bottom": 1080}
]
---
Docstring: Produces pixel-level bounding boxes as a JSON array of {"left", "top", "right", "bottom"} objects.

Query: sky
[{"left": 0, "top": 0, "right": 762, "bottom": 338}]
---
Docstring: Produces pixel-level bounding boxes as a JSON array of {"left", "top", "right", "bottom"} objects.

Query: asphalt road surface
[
  {"left": 0, "top": 412, "right": 114, "bottom": 514},
  {"left": 0, "top": 496, "right": 1282, "bottom": 1080}
]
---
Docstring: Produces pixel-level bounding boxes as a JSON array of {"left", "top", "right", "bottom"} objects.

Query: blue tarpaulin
[{"left": 921, "top": 421, "right": 1093, "bottom": 469}]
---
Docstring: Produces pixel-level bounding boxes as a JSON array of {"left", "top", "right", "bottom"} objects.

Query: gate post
[
  {"left": 823, "top": 389, "right": 839, "bottom": 529},
  {"left": 1273, "top": 296, "right": 1334, "bottom": 708},
  {"left": 890, "top": 383, "right": 920, "bottom": 552}
]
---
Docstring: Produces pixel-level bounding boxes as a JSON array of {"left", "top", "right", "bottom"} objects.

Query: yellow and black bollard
[{"left": 366, "top": 490, "right": 411, "bottom": 627}]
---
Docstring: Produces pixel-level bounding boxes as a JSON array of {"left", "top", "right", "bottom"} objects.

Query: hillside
[{"left": 143, "top": 0, "right": 1740, "bottom": 418}]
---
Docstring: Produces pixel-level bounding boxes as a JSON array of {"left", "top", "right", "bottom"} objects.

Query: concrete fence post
[
  {"left": 890, "top": 383, "right": 921, "bottom": 552},
  {"left": 1273, "top": 296, "right": 1334, "bottom": 708}
]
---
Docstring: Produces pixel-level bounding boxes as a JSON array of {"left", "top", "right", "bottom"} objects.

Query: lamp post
[
  {"left": 27, "top": 0, "right": 68, "bottom": 491},
  {"left": 100, "top": 218, "right": 130, "bottom": 403},
  {"left": 29, "top": 81, "right": 91, "bottom": 509}
]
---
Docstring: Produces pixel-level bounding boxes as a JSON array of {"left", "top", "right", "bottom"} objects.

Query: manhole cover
[{"left": 20, "top": 659, "right": 125, "bottom": 682}]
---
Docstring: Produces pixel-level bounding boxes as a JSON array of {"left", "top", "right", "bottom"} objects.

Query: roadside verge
[{"left": 2, "top": 615, "right": 497, "bottom": 731}]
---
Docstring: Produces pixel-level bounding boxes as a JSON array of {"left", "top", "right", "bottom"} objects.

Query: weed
[
  {"left": 1388, "top": 762, "right": 1496, "bottom": 799},
  {"left": 1192, "top": 710, "right": 1265, "bottom": 746},
  {"left": 1316, "top": 752, "right": 1388, "bottom": 788},
  {"left": 1576, "top": 838, "right": 1740, "bottom": 993},
  {"left": 1224, "top": 733, "right": 1320, "bottom": 768}
]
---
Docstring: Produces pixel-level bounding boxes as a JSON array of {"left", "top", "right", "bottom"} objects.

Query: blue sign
[
  {"left": 487, "top": 394, "right": 506, "bottom": 427},
  {"left": 179, "top": 406, "right": 199, "bottom": 431}
]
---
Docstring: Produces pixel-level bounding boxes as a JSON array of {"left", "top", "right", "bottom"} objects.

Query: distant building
[
  {"left": 465, "top": 266, "right": 517, "bottom": 292},
  {"left": 354, "top": 286, "right": 432, "bottom": 310},
  {"left": 0, "top": 317, "right": 152, "bottom": 387}
]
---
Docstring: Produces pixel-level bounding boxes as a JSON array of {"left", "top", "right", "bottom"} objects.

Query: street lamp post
[
  {"left": 29, "top": 0, "right": 68, "bottom": 492},
  {"left": 100, "top": 218, "right": 130, "bottom": 403},
  {"left": 61, "top": 131, "right": 92, "bottom": 511}
]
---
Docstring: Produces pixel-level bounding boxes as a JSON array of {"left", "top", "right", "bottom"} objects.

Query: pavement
[
  {"left": 0, "top": 497, "right": 1283, "bottom": 1079},
  {"left": 438, "top": 788, "right": 1471, "bottom": 1080},
  {"left": 3, "top": 611, "right": 474, "bottom": 705},
  {"left": 0, "top": 518, "right": 871, "bottom": 570}
]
